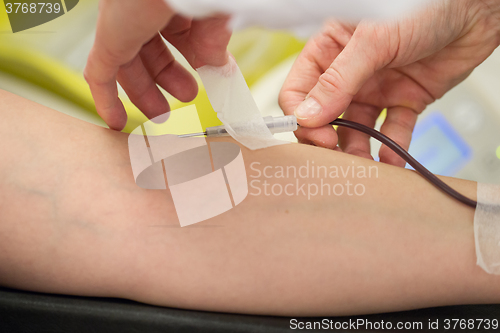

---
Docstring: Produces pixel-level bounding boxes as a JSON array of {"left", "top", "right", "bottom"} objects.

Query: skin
[
  {"left": 279, "top": 0, "right": 500, "bottom": 166},
  {"left": 84, "top": 0, "right": 231, "bottom": 131},
  {"left": 86, "top": 0, "right": 500, "bottom": 169},
  {"left": 2, "top": 89, "right": 500, "bottom": 317}
]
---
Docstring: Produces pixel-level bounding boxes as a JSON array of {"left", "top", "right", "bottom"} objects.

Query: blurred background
[{"left": 0, "top": 0, "right": 499, "bottom": 183}]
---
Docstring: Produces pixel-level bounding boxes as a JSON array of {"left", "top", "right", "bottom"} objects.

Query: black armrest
[{"left": 1, "top": 286, "right": 499, "bottom": 332}]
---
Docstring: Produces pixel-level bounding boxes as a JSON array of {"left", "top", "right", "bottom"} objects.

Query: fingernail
[{"left": 294, "top": 97, "right": 322, "bottom": 119}]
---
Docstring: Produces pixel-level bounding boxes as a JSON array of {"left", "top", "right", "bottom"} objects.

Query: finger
[
  {"left": 338, "top": 103, "right": 381, "bottom": 161},
  {"left": 378, "top": 106, "right": 418, "bottom": 167},
  {"left": 84, "top": 0, "right": 172, "bottom": 130},
  {"left": 161, "top": 14, "right": 232, "bottom": 68},
  {"left": 117, "top": 54, "right": 170, "bottom": 121},
  {"left": 279, "top": 21, "right": 354, "bottom": 118},
  {"left": 295, "top": 124, "right": 339, "bottom": 150},
  {"left": 161, "top": 13, "right": 192, "bottom": 34},
  {"left": 85, "top": 50, "right": 128, "bottom": 130},
  {"left": 279, "top": 22, "right": 354, "bottom": 149},
  {"left": 294, "top": 21, "right": 397, "bottom": 128},
  {"left": 140, "top": 34, "right": 198, "bottom": 103}
]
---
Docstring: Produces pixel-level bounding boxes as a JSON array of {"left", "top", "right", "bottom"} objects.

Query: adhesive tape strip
[
  {"left": 474, "top": 182, "right": 500, "bottom": 274},
  {"left": 197, "top": 57, "right": 289, "bottom": 150},
  {"left": 128, "top": 108, "right": 249, "bottom": 227}
]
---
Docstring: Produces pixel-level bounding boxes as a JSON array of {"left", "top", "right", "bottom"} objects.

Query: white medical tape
[
  {"left": 197, "top": 56, "right": 288, "bottom": 150},
  {"left": 474, "top": 183, "right": 500, "bottom": 274}
]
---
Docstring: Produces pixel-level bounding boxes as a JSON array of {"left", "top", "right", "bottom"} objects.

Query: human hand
[
  {"left": 84, "top": 0, "right": 232, "bottom": 130},
  {"left": 279, "top": 0, "right": 500, "bottom": 166}
]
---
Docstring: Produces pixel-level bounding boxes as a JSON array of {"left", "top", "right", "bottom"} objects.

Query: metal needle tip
[{"left": 177, "top": 132, "right": 207, "bottom": 138}]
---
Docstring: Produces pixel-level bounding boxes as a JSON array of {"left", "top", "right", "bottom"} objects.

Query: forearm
[{"left": 0, "top": 89, "right": 497, "bottom": 316}]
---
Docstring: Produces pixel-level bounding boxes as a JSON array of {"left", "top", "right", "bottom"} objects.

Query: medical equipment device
[
  {"left": 178, "top": 115, "right": 298, "bottom": 138},
  {"left": 180, "top": 115, "right": 478, "bottom": 208}
]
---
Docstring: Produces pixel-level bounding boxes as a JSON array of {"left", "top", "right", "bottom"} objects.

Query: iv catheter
[
  {"left": 177, "top": 116, "right": 298, "bottom": 138},
  {"left": 179, "top": 115, "right": 478, "bottom": 208}
]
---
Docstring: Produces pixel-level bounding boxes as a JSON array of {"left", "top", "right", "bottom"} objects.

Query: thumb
[{"left": 294, "top": 23, "right": 394, "bottom": 127}]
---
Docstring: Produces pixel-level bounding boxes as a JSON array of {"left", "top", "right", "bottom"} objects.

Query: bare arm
[{"left": 0, "top": 89, "right": 497, "bottom": 316}]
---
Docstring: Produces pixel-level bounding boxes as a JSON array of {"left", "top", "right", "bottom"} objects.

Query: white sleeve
[{"left": 165, "top": 0, "right": 431, "bottom": 33}]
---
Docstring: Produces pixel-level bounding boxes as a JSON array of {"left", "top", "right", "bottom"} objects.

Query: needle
[
  {"left": 178, "top": 115, "right": 297, "bottom": 138},
  {"left": 177, "top": 132, "right": 207, "bottom": 138}
]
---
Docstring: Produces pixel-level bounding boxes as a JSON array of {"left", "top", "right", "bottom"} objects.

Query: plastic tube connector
[
  {"left": 205, "top": 124, "right": 229, "bottom": 137},
  {"left": 263, "top": 115, "right": 298, "bottom": 134},
  {"left": 205, "top": 115, "right": 298, "bottom": 137}
]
